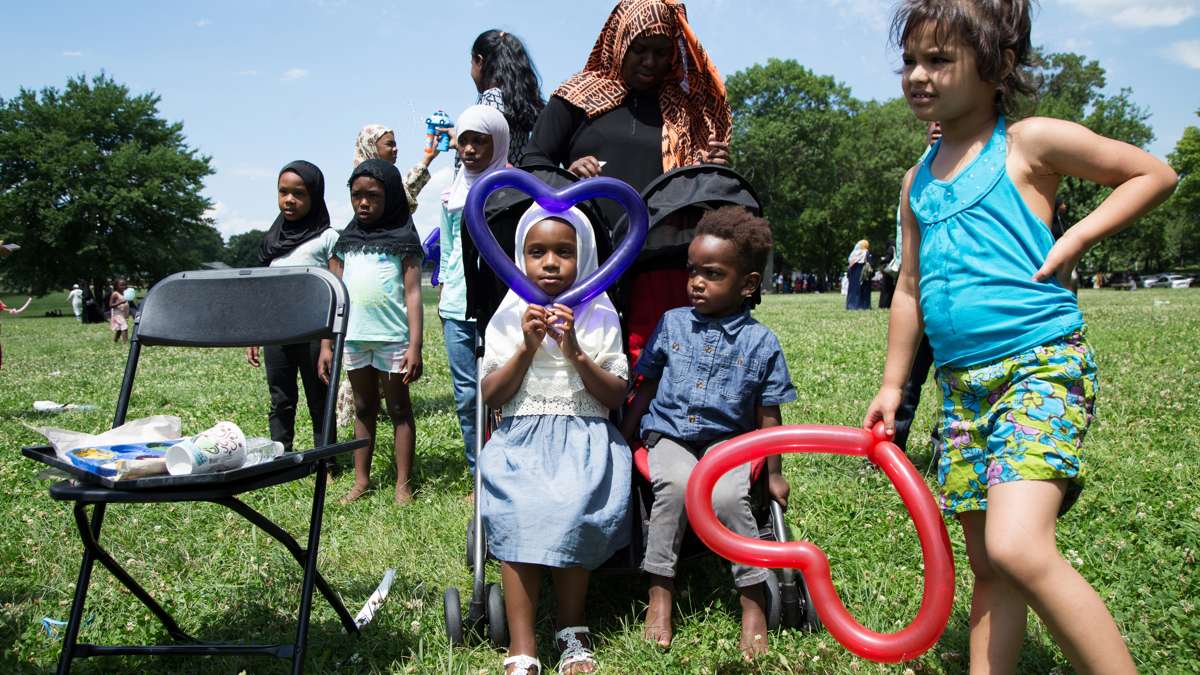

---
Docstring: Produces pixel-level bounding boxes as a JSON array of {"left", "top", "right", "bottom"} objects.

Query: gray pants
[{"left": 642, "top": 436, "right": 769, "bottom": 588}]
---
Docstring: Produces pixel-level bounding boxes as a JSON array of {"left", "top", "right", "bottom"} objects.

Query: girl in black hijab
[
  {"left": 245, "top": 160, "right": 340, "bottom": 452},
  {"left": 330, "top": 159, "right": 425, "bottom": 505}
]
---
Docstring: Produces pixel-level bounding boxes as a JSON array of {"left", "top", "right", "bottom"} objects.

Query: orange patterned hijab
[{"left": 553, "top": 0, "right": 731, "bottom": 171}]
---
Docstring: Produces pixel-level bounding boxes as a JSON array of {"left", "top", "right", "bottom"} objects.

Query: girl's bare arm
[{"left": 1013, "top": 117, "right": 1178, "bottom": 284}]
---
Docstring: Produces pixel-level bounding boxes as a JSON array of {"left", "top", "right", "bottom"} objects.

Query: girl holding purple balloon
[{"left": 478, "top": 203, "right": 630, "bottom": 675}]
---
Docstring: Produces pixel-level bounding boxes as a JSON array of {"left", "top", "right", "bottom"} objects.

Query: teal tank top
[{"left": 910, "top": 116, "right": 1082, "bottom": 368}]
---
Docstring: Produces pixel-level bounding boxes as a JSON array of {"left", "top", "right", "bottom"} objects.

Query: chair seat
[{"left": 49, "top": 463, "right": 316, "bottom": 504}]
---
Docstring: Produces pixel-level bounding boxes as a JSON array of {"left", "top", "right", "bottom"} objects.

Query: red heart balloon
[{"left": 684, "top": 422, "right": 955, "bottom": 663}]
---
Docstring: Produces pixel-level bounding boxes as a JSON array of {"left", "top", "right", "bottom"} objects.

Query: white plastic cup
[{"left": 165, "top": 422, "right": 247, "bottom": 476}]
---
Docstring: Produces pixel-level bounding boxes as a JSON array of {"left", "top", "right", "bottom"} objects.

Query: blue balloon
[
  {"left": 422, "top": 228, "right": 441, "bottom": 287},
  {"left": 464, "top": 168, "right": 648, "bottom": 307}
]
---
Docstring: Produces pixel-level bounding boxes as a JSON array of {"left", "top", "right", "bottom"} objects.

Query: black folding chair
[{"left": 21, "top": 267, "right": 367, "bottom": 674}]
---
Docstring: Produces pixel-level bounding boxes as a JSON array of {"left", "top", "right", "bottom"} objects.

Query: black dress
[{"left": 522, "top": 92, "right": 664, "bottom": 232}]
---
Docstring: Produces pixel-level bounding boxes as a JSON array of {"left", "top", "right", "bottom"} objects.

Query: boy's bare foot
[
  {"left": 339, "top": 483, "right": 371, "bottom": 505},
  {"left": 739, "top": 583, "right": 769, "bottom": 659},
  {"left": 643, "top": 575, "right": 674, "bottom": 649},
  {"left": 394, "top": 485, "right": 414, "bottom": 505}
]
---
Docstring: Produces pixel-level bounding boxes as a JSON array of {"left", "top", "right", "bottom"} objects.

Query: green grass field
[{"left": 1, "top": 289, "right": 1197, "bottom": 674}]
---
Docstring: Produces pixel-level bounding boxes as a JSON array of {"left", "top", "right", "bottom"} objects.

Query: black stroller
[
  {"left": 614, "top": 164, "right": 821, "bottom": 633},
  {"left": 442, "top": 164, "right": 820, "bottom": 651}
]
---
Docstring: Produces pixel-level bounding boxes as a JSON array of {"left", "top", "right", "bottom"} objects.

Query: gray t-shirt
[{"left": 269, "top": 228, "right": 340, "bottom": 268}]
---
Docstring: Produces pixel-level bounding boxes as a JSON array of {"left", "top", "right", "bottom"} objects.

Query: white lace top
[{"left": 483, "top": 353, "right": 629, "bottom": 419}]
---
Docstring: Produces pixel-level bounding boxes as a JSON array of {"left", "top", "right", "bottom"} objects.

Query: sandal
[
  {"left": 555, "top": 626, "right": 597, "bottom": 674},
  {"left": 503, "top": 654, "right": 541, "bottom": 675}
]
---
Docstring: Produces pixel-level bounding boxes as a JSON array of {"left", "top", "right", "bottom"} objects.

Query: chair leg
[
  {"left": 292, "top": 459, "right": 331, "bottom": 675},
  {"left": 56, "top": 503, "right": 107, "bottom": 675},
  {"left": 71, "top": 502, "right": 195, "bottom": 643},
  {"left": 214, "top": 499, "right": 358, "bottom": 635}
]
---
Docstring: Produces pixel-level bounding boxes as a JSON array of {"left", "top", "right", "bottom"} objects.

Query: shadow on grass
[{"left": 22, "top": 572, "right": 430, "bottom": 674}]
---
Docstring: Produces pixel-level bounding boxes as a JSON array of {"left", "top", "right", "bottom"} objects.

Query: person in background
[
  {"left": 845, "top": 239, "right": 870, "bottom": 310},
  {"left": 109, "top": 279, "right": 130, "bottom": 343},
  {"left": 246, "top": 161, "right": 340, "bottom": 453},
  {"left": 468, "top": 29, "right": 545, "bottom": 165},
  {"left": 354, "top": 123, "right": 442, "bottom": 214},
  {"left": 330, "top": 159, "right": 425, "bottom": 506},
  {"left": 67, "top": 284, "right": 83, "bottom": 322},
  {"left": 439, "top": 105, "right": 511, "bottom": 478}
]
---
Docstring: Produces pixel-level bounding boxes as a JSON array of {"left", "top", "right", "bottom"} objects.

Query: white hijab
[
  {"left": 443, "top": 105, "right": 510, "bottom": 212},
  {"left": 848, "top": 241, "right": 869, "bottom": 266},
  {"left": 484, "top": 204, "right": 624, "bottom": 393}
]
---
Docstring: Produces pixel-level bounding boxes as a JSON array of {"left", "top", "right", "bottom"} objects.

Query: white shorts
[{"left": 344, "top": 340, "right": 409, "bottom": 374}]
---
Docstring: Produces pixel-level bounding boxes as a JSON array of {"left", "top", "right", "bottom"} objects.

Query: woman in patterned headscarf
[
  {"left": 353, "top": 123, "right": 443, "bottom": 214},
  {"left": 523, "top": 0, "right": 731, "bottom": 228}
]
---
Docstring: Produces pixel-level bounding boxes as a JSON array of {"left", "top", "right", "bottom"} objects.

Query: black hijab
[
  {"left": 259, "top": 160, "right": 332, "bottom": 265},
  {"left": 334, "top": 159, "right": 423, "bottom": 259}
]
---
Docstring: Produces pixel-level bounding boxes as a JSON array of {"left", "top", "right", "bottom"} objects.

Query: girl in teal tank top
[{"left": 863, "top": 2, "right": 1177, "bottom": 672}]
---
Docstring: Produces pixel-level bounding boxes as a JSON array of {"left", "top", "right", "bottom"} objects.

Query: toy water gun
[{"left": 425, "top": 110, "right": 453, "bottom": 155}]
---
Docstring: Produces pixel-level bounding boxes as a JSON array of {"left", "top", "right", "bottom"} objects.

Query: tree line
[
  {"left": 1, "top": 56, "right": 1197, "bottom": 295},
  {"left": 727, "top": 51, "right": 1199, "bottom": 276}
]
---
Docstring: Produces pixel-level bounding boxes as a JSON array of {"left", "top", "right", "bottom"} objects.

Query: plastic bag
[{"left": 38, "top": 415, "right": 182, "bottom": 462}]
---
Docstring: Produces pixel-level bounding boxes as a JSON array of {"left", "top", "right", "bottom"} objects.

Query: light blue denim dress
[{"left": 480, "top": 414, "right": 631, "bottom": 569}]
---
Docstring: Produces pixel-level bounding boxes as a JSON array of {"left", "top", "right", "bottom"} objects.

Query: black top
[{"left": 522, "top": 93, "right": 664, "bottom": 231}]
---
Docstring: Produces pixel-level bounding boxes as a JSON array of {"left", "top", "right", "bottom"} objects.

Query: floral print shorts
[{"left": 934, "top": 330, "right": 1098, "bottom": 517}]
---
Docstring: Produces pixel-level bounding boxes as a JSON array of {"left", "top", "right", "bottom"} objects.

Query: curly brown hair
[
  {"left": 695, "top": 206, "right": 773, "bottom": 276},
  {"left": 891, "top": 0, "right": 1037, "bottom": 117}
]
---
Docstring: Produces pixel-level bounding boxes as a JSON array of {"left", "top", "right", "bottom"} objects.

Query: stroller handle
[{"left": 684, "top": 422, "right": 955, "bottom": 663}]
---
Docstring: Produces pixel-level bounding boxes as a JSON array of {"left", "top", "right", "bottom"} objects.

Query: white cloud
[
  {"left": 1164, "top": 39, "right": 1200, "bottom": 69},
  {"left": 62, "top": 50, "right": 83, "bottom": 57},
  {"left": 195, "top": 18, "right": 212, "bottom": 28},
  {"left": 281, "top": 68, "right": 309, "bottom": 81},
  {"left": 1060, "top": 0, "right": 1198, "bottom": 27},
  {"left": 824, "top": 0, "right": 890, "bottom": 29}
]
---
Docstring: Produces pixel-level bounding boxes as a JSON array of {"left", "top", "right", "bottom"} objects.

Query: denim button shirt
[{"left": 636, "top": 307, "right": 796, "bottom": 442}]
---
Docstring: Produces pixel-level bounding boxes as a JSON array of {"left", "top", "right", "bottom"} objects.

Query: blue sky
[{"left": 3, "top": 0, "right": 1198, "bottom": 241}]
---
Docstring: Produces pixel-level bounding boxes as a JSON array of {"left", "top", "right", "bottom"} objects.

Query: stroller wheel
[
  {"left": 486, "top": 583, "right": 508, "bottom": 649},
  {"left": 763, "top": 570, "right": 783, "bottom": 632},
  {"left": 443, "top": 587, "right": 464, "bottom": 646},
  {"left": 797, "top": 571, "right": 823, "bottom": 633}
]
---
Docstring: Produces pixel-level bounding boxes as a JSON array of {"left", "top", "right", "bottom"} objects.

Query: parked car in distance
[{"left": 1142, "top": 273, "right": 1195, "bottom": 289}]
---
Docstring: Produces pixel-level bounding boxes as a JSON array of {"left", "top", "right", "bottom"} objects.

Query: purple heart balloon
[{"left": 465, "top": 168, "right": 649, "bottom": 308}]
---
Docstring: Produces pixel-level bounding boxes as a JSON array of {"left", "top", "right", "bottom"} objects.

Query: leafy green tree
[
  {"left": 1164, "top": 111, "right": 1200, "bottom": 267},
  {"left": 727, "top": 59, "right": 857, "bottom": 273},
  {"left": 224, "top": 229, "right": 267, "bottom": 268},
  {"left": 0, "top": 74, "right": 216, "bottom": 295},
  {"left": 826, "top": 98, "right": 927, "bottom": 264}
]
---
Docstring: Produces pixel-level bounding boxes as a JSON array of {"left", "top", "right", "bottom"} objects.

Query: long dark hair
[{"left": 472, "top": 29, "right": 545, "bottom": 163}]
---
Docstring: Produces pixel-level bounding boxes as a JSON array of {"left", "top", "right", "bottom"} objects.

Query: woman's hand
[
  {"left": 862, "top": 386, "right": 904, "bottom": 437},
  {"left": 568, "top": 156, "right": 603, "bottom": 178},
  {"left": 702, "top": 133, "right": 730, "bottom": 165},
  {"left": 401, "top": 345, "right": 423, "bottom": 385},
  {"left": 522, "top": 305, "right": 548, "bottom": 352},
  {"left": 245, "top": 346, "right": 261, "bottom": 368},
  {"left": 549, "top": 304, "right": 581, "bottom": 360}
]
